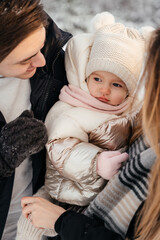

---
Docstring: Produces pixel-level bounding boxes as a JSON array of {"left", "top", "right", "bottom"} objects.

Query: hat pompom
[
  {"left": 140, "top": 26, "right": 155, "bottom": 42},
  {"left": 90, "top": 11, "right": 115, "bottom": 32}
]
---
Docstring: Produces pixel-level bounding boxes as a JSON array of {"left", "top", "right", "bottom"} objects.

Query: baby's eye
[
  {"left": 94, "top": 77, "right": 102, "bottom": 82},
  {"left": 113, "top": 83, "right": 122, "bottom": 87}
]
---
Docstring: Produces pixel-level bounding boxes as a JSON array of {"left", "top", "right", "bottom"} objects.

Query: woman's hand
[{"left": 21, "top": 196, "right": 66, "bottom": 229}]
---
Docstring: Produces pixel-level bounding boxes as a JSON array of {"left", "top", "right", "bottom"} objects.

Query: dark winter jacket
[
  {"left": 53, "top": 206, "right": 142, "bottom": 240},
  {"left": 0, "top": 13, "right": 72, "bottom": 239},
  {"left": 54, "top": 211, "right": 123, "bottom": 240}
]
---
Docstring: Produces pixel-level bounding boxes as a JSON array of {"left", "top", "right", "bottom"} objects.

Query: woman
[
  {"left": 20, "top": 28, "right": 160, "bottom": 240},
  {"left": 134, "top": 26, "right": 160, "bottom": 240}
]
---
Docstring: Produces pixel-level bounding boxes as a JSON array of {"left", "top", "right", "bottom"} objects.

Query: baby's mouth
[{"left": 97, "top": 97, "right": 109, "bottom": 103}]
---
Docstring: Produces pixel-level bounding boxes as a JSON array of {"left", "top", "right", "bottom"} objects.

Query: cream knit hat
[{"left": 86, "top": 12, "right": 154, "bottom": 96}]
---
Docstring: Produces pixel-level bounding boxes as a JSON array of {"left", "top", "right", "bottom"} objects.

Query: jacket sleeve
[
  {"left": 0, "top": 112, "right": 7, "bottom": 181},
  {"left": 55, "top": 211, "right": 123, "bottom": 240},
  {"left": 45, "top": 102, "right": 106, "bottom": 205},
  {"left": 46, "top": 137, "right": 106, "bottom": 205},
  {"left": 47, "top": 137, "right": 101, "bottom": 183},
  {"left": 45, "top": 101, "right": 104, "bottom": 184}
]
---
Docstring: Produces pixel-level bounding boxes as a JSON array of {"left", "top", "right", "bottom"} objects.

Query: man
[{"left": 0, "top": 0, "right": 72, "bottom": 239}]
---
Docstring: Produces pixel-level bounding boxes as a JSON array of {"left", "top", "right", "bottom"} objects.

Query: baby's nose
[{"left": 100, "top": 87, "right": 111, "bottom": 95}]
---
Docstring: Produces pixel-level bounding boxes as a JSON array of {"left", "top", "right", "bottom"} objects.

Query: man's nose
[{"left": 31, "top": 51, "right": 46, "bottom": 68}]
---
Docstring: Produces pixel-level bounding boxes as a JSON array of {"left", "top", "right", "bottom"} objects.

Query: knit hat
[{"left": 86, "top": 12, "right": 154, "bottom": 96}]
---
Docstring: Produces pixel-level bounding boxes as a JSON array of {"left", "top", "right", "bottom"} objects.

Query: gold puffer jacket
[
  {"left": 44, "top": 33, "right": 143, "bottom": 206},
  {"left": 45, "top": 101, "right": 134, "bottom": 206}
]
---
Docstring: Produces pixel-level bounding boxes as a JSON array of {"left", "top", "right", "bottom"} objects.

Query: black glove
[{"left": 0, "top": 110, "right": 48, "bottom": 178}]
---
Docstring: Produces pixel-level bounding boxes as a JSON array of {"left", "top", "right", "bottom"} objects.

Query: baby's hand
[{"left": 97, "top": 151, "right": 128, "bottom": 180}]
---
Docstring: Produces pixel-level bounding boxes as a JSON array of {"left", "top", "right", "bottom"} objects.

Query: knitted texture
[
  {"left": 16, "top": 214, "right": 56, "bottom": 240},
  {"left": 86, "top": 12, "right": 154, "bottom": 96},
  {"left": 16, "top": 186, "right": 57, "bottom": 240},
  {"left": 85, "top": 136, "right": 156, "bottom": 238},
  {"left": 16, "top": 215, "right": 47, "bottom": 240},
  {"left": 0, "top": 110, "right": 48, "bottom": 177}
]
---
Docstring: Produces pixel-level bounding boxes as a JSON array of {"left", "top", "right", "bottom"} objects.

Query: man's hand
[{"left": 0, "top": 110, "right": 48, "bottom": 177}]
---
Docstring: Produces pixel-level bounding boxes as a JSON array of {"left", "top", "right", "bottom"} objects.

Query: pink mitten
[{"left": 97, "top": 151, "right": 128, "bottom": 180}]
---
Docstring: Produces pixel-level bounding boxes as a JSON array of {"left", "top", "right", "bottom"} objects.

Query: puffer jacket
[
  {"left": 0, "top": 12, "right": 72, "bottom": 239},
  {"left": 44, "top": 33, "right": 142, "bottom": 206}
]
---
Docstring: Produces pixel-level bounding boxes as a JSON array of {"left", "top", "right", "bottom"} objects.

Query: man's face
[{"left": 0, "top": 27, "right": 46, "bottom": 79}]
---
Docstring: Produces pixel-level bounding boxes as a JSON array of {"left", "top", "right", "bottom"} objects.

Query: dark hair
[{"left": 0, "top": 0, "right": 48, "bottom": 62}]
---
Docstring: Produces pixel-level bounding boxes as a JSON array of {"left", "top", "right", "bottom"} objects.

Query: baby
[{"left": 44, "top": 12, "right": 152, "bottom": 206}]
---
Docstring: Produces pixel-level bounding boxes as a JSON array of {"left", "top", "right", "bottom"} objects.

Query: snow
[{"left": 41, "top": 0, "right": 159, "bottom": 35}]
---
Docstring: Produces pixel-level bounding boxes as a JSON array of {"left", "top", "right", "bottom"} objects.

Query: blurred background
[{"left": 41, "top": 0, "right": 159, "bottom": 34}]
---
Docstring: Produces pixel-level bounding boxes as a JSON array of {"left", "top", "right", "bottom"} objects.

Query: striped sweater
[{"left": 85, "top": 135, "right": 156, "bottom": 238}]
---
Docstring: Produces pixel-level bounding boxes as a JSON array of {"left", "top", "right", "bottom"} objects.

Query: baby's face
[{"left": 87, "top": 71, "right": 128, "bottom": 106}]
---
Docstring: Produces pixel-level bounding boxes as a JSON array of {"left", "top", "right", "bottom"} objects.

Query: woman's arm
[
  {"left": 21, "top": 196, "right": 122, "bottom": 240},
  {"left": 55, "top": 210, "right": 123, "bottom": 240}
]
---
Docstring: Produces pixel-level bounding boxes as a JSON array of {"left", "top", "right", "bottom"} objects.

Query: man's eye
[
  {"left": 20, "top": 61, "right": 30, "bottom": 65},
  {"left": 94, "top": 77, "right": 102, "bottom": 82},
  {"left": 113, "top": 83, "right": 122, "bottom": 87}
]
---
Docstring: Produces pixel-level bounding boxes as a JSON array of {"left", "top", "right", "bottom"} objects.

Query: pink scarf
[{"left": 59, "top": 84, "right": 131, "bottom": 115}]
